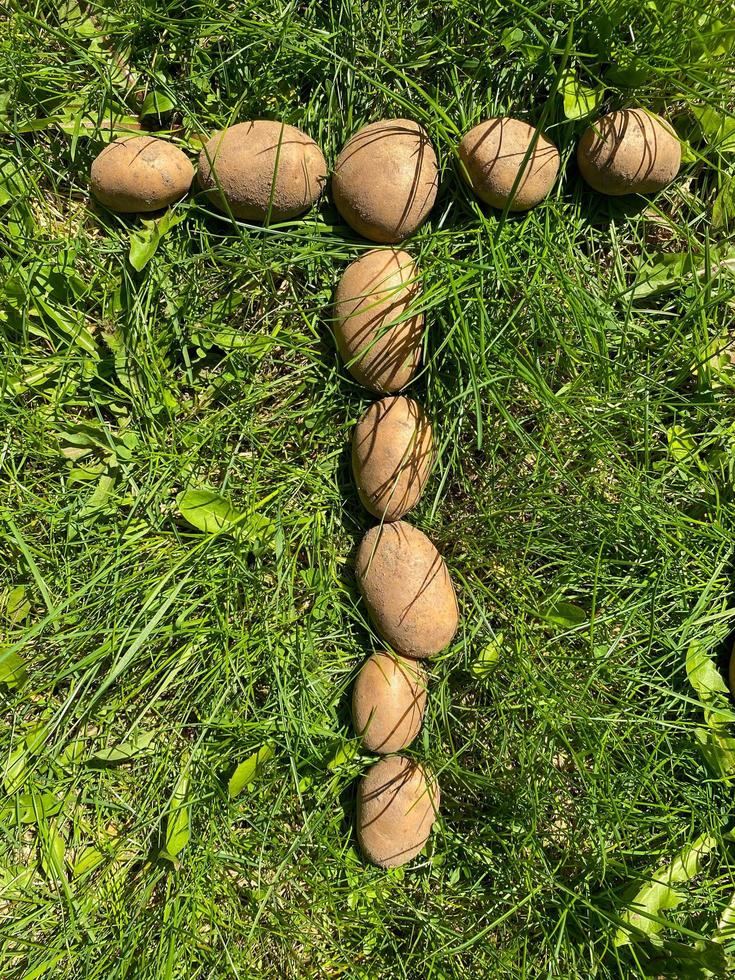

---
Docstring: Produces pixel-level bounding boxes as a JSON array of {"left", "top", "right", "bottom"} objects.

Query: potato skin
[
  {"left": 459, "top": 118, "right": 559, "bottom": 211},
  {"left": 357, "top": 755, "right": 439, "bottom": 867},
  {"left": 352, "top": 396, "right": 434, "bottom": 522},
  {"left": 355, "top": 521, "right": 458, "bottom": 659},
  {"left": 197, "top": 120, "right": 327, "bottom": 222},
  {"left": 353, "top": 652, "right": 428, "bottom": 754},
  {"left": 333, "top": 119, "right": 439, "bottom": 243},
  {"left": 577, "top": 109, "right": 681, "bottom": 196},
  {"left": 333, "top": 249, "right": 423, "bottom": 392},
  {"left": 90, "top": 136, "right": 193, "bottom": 213}
]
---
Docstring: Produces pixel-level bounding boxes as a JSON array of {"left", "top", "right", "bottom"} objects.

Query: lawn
[{"left": 2, "top": 1, "right": 735, "bottom": 977}]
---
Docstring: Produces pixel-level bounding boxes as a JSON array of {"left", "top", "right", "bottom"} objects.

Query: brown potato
[
  {"left": 459, "top": 118, "right": 560, "bottom": 212},
  {"left": 355, "top": 521, "right": 458, "bottom": 659},
  {"left": 353, "top": 652, "right": 428, "bottom": 753},
  {"left": 577, "top": 109, "right": 681, "bottom": 196},
  {"left": 333, "top": 249, "right": 423, "bottom": 392},
  {"left": 352, "top": 396, "right": 434, "bottom": 522},
  {"left": 357, "top": 755, "right": 439, "bottom": 867},
  {"left": 197, "top": 120, "right": 326, "bottom": 222},
  {"left": 332, "top": 119, "right": 439, "bottom": 243},
  {"left": 90, "top": 136, "right": 194, "bottom": 213}
]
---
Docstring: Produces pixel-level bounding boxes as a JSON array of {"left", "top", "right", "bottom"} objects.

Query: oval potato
[
  {"left": 333, "top": 119, "right": 439, "bottom": 243},
  {"left": 352, "top": 396, "right": 434, "bottom": 522},
  {"left": 353, "top": 652, "right": 428, "bottom": 754},
  {"left": 198, "top": 120, "right": 326, "bottom": 222},
  {"left": 577, "top": 109, "right": 681, "bottom": 196},
  {"left": 355, "top": 521, "right": 458, "bottom": 659},
  {"left": 357, "top": 755, "right": 439, "bottom": 867},
  {"left": 90, "top": 136, "right": 194, "bottom": 213},
  {"left": 333, "top": 249, "right": 423, "bottom": 392},
  {"left": 459, "top": 118, "right": 560, "bottom": 211}
]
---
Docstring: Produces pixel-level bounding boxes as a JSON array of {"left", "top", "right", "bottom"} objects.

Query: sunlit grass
[{"left": 1, "top": 0, "right": 735, "bottom": 976}]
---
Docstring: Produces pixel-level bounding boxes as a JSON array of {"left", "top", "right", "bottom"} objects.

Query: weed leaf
[
  {"left": 534, "top": 600, "right": 586, "bottom": 628},
  {"left": 165, "top": 771, "right": 190, "bottom": 857},
  {"left": 228, "top": 744, "right": 275, "bottom": 798},
  {"left": 129, "top": 210, "right": 183, "bottom": 271},
  {"left": 178, "top": 487, "right": 276, "bottom": 554},
  {"left": 0, "top": 649, "right": 28, "bottom": 690},
  {"left": 615, "top": 833, "right": 717, "bottom": 946},
  {"left": 89, "top": 731, "right": 155, "bottom": 767},
  {"left": 560, "top": 69, "right": 604, "bottom": 120},
  {"left": 686, "top": 641, "right": 729, "bottom": 700}
]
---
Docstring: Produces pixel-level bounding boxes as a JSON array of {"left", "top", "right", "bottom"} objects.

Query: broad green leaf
[
  {"left": 713, "top": 176, "right": 735, "bottom": 231},
  {"left": 32, "top": 293, "right": 97, "bottom": 355},
  {"left": 630, "top": 252, "right": 697, "bottom": 300},
  {"left": 178, "top": 488, "right": 243, "bottom": 535},
  {"left": 140, "top": 92, "right": 175, "bottom": 121},
  {"left": 25, "top": 722, "right": 49, "bottom": 753},
  {"left": 89, "top": 730, "right": 155, "bottom": 766},
  {"left": 165, "top": 771, "right": 190, "bottom": 857},
  {"left": 228, "top": 744, "right": 275, "bottom": 798},
  {"left": 3, "top": 746, "right": 27, "bottom": 794},
  {"left": 327, "top": 741, "right": 359, "bottom": 771},
  {"left": 686, "top": 640, "right": 729, "bottom": 700},
  {"left": 615, "top": 833, "right": 717, "bottom": 946},
  {"left": 79, "top": 471, "right": 117, "bottom": 517},
  {"left": 559, "top": 69, "right": 604, "bottom": 120},
  {"left": 59, "top": 739, "right": 86, "bottom": 766},
  {"left": 692, "top": 106, "right": 735, "bottom": 154},
  {"left": 694, "top": 727, "right": 735, "bottom": 779},
  {"left": 129, "top": 210, "right": 184, "bottom": 272},
  {"left": 58, "top": 0, "right": 99, "bottom": 37},
  {"left": 535, "top": 600, "right": 586, "bottom": 628},
  {"left": 0, "top": 649, "right": 28, "bottom": 690},
  {"left": 713, "top": 891, "right": 735, "bottom": 943},
  {"left": 668, "top": 426, "right": 698, "bottom": 465},
  {"left": 18, "top": 791, "right": 62, "bottom": 824},
  {"left": 41, "top": 825, "right": 65, "bottom": 881},
  {"left": 56, "top": 421, "right": 121, "bottom": 461},
  {"left": 177, "top": 487, "right": 276, "bottom": 554},
  {"left": 501, "top": 27, "right": 525, "bottom": 51},
  {"left": 73, "top": 845, "right": 105, "bottom": 878},
  {"left": 0, "top": 155, "right": 26, "bottom": 207},
  {"left": 605, "top": 58, "right": 651, "bottom": 87},
  {"left": 637, "top": 937, "right": 730, "bottom": 977},
  {"left": 472, "top": 634, "right": 504, "bottom": 678},
  {"left": 4, "top": 585, "right": 30, "bottom": 623},
  {"left": 210, "top": 330, "right": 275, "bottom": 356}
]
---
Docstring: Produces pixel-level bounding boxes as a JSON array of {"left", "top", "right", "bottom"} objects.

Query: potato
[
  {"left": 459, "top": 118, "right": 560, "bottom": 211},
  {"left": 90, "top": 136, "right": 193, "bottom": 213},
  {"left": 333, "top": 249, "right": 423, "bottom": 392},
  {"left": 197, "top": 120, "right": 327, "bottom": 222},
  {"left": 332, "top": 119, "right": 439, "bottom": 243},
  {"left": 353, "top": 652, "right": 428, "bottom": 753},
  {"left": 355, "top": 521, "right": 458, "bottom": 659},
  {"left": 357, "top": 755, "right": 439, "bottom": 867},
  {"left": 577, "top": 109, "right": 681, "bottom": 196},
  {"left": 352, "top": 396, "right": 434, "bottom": 522}
]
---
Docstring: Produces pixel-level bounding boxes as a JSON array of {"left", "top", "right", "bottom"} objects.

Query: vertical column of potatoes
[{"left": 330, "top": 120, "right": 459, "bottom": 869}]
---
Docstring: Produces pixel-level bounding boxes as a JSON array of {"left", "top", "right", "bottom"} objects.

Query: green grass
[{"left": 2, "top": 0, "right": 735, "bottom": 976}]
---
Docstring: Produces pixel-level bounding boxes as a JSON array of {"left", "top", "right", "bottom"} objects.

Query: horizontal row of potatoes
[{"left": 90, "top": 109, "right": 682, "bottom": 242}]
